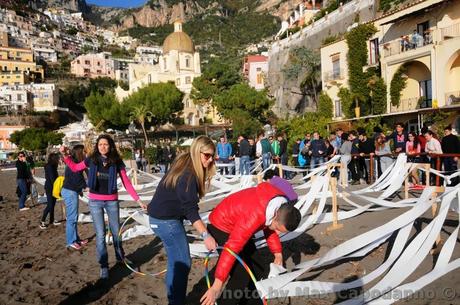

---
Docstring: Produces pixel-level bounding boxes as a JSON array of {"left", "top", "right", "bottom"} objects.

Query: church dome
[{"left": 163, "top": 21, "right": 195, "bottom": 54}]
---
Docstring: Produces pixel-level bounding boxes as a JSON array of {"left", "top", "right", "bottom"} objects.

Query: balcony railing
[
  {"left": 441, "top": 22, "right": 460, "bottom": 40},
  {"left": 445, "top": 91, "right": 460, "bottom": 106},
  {"left": 389, "top": 97, "right": 431, "bottom": 113},
  {"left": 324, "top": 70, "right": 346, "bottom": 82},
  {"left": 383, "top": 32, "right": 432, "bottom": 57}
]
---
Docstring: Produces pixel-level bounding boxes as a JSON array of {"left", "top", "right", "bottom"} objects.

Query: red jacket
[{"left": 209, "top": 182, "right": 285, "bottom": 282}]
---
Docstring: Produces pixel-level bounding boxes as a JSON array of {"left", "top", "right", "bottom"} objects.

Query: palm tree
[{"left": 129, "top": 104, "right": 153, "bottom": 146}]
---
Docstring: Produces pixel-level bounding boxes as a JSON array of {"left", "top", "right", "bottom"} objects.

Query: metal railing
[
  {"left": 383, "top": 32, "right": 433, "bottom": 57},
  {"left": 441, "top": 22, "right": 460, "bottom": 40},
  {"left": 352, "top": 152, "right": 460, "bottom": 186},
  {"left": 389, "top": 97, "right": 419, "bottom": 113},
  {"left": 324, "top": 70, "right": 346, "bottom": 82}
]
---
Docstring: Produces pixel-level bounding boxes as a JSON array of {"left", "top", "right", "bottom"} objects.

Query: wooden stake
[
  {"left": 278, "top": 163, "right": 283, "bottom": 178},
  {"left": 404, "top": 176, "right": 409, "bottom": 199},
  {"left": 257, "top": 174, "right": 262, "bottom": 184},
  {"left": 340, "top": 163, "right": 347, "bottom": 187},
  {"left": 327, "top": 177, "right": 343, "bottom": 232},
  {"left": 430, "top": 187, "right": 445, "bottom": 254}
]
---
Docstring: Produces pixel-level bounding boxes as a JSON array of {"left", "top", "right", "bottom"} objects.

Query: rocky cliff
[{"left": 91, "top": 0, "right": 306, "bottom": 31}]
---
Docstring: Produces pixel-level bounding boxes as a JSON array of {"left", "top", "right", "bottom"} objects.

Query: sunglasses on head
[{"left": 201, "top": 152, "right": 214, "bottom": 160}]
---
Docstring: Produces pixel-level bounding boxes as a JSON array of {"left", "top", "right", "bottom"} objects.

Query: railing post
[
  {"left": 435, "top": 156, "right": 441, "bottom": 186},
  {"left": 369, "top": 154, "right": 374, "bottom": 184}
]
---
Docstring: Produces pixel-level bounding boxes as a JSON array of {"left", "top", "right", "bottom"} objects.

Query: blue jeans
[
  {"left": 17, "top": 179, "right": 28, "bottom": 209},
  {"left": 310, "top": 157, "right": 325, "bottom": 169},
  {"left": 149, "top": 216, "right": 191, "bottom": 305},
  {"left": 240, "top": 155, "right": 250, "bottom": 175},
  {"left": 61, "top": 188, "right": 80, "bottom": 246},
  {"left": 262, "top": 153, "right": 271, "bottom": 170},
  {"left": 88, "top": 199, "right": 123, "bottom": 268}
]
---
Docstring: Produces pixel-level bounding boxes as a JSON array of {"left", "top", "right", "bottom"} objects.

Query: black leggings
[
  {"left": 207, "top": 224, "right": 264, "bottom": 305},
  {"left": 41, "top": 188, "right": 56, "bottom": 223}
]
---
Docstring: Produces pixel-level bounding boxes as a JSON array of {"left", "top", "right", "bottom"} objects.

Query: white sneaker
[
  {"left": 359, "top": 178, "right": 366, "bottom": 185},
  {"left": 19, "top": 207, "right": 30, "bottom": 211},
  {"left": 52, "top": 220, "right": 61, "bottom": 226}
]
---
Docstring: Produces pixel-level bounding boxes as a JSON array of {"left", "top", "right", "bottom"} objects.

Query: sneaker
[
  {"left": 39, "top": 221, "right": 47, "bottom": 230},
  {"left": 52, "top": 220, "right": 61, "bottom": 226},
  {"left": 350, "top": 180, "right": 360, "bottom": 185},
  {"left": 359, "top": 178, "right": 366, "bottom": 185},
  {"left": 19, "top": 207, "right": 30, "bottom": 211},
  {"left": 78, "top": 239, "right": 89, "bottom": 246},
  {"left": 100, "top": 267, "right": 109, "bottom": 279},
  {"left": 68, "top": 242, "right": 82, "bottom": 250}
]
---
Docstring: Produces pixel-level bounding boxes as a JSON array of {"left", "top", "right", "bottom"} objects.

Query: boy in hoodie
[{"left": 201, "top": 178, "right": 301, "bottom": 305}]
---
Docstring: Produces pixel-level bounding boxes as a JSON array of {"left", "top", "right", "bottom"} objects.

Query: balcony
[
  {"left": 389, "top": 97, "right": 432, "bottom": 113},
  {"left": 441, "top": 22, "right": 460, "bottom": 41},
  {"left": 383, "top": 32, "right": 432, "bottom": 57},
  {"left": 324, "top": 70, "right": 346, "bottom": 83}
]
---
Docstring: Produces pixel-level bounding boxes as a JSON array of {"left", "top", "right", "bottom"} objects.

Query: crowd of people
[{"left": 213, "top": 123, "right": 460, "bottom": 187}]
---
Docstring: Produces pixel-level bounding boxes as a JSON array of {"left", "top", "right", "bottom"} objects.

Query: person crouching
[{"left": 201, "top": 178, "right": 301, "bottom": 305}]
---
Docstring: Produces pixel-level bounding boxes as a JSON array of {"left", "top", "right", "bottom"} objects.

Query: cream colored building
[
  {"left": 0, "top": 83, "right": 59, "bottom": 112},
  {"left": 321, "top": 0, "right": 460, "bottom": 128},
  {"left": 321, "top": 39, "right": 349, "bottom": 119},
  {"left": 117, "top": 21, "right": 223, "bottom": 126}
]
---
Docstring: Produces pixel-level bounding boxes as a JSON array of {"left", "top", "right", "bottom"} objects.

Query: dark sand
[{"left": 0, "top": 167, "right": 459, "bottom": 305}]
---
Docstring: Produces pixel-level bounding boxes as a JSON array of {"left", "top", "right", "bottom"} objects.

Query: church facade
[{"left": 116, "top": 21, "right": 222, "bottom": 126}]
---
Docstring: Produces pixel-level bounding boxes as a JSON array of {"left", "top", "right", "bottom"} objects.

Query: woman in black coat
[{"left": 40, "top": 153, "right": 60, "bottom": 229}]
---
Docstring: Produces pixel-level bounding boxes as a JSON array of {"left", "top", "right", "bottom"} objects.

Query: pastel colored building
[
  {"left": 0, "top": 44, "right": 44, "bottom": 84},
  {"left": 243, "top": 55, "right": 268, "bottom": 91},
  {"left": 71, "top": 52, "right": 115, "bottom": 79},
  {"left": 0, "top": 125, "right": 25, "bottom": 151}
]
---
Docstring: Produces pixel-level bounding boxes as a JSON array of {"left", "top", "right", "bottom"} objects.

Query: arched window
[{"left": 185, "top": 56, "right": 191, "bottom": 68}]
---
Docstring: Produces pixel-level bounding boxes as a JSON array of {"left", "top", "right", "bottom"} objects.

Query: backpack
[
  {"left": 52, "top": 176, "right": 65, "bottom": 200},
  {"left": 261, "top": 138, "right": 272, "bottom": 154}
]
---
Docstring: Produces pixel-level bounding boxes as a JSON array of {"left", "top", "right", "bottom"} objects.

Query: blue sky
[{"left": 86, "top": 0, "right": 147, "bottom": 8}]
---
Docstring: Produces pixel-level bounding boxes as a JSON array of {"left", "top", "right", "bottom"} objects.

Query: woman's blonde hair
[{"left": 163, "top": 135, "right": 216, "bottom": 198}]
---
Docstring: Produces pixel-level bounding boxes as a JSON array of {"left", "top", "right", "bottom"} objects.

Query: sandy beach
[{"left": 0, "top": 167, "right": 459, "bottom": 305}]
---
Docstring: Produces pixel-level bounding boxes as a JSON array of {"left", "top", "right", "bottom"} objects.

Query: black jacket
[
  {"left": 238, "top": 139, "right": 251, "bottom": 157},
  {"left": 16, "top": 160, "right": 30, "bottom": 180},
  {"left": 441, "top": 134, "right": 460, "bottom": 154}
]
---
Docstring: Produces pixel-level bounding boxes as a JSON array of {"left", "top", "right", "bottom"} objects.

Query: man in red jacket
[{"left": 201, "top": 178, "right": 301, "bottom": 305}]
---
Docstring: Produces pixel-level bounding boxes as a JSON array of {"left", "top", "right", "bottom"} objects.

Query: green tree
[
  {"left": 390, "top": 65, "right": 408, "bottom": 107},
  {"left": 283, "top": 47, "right": 321, "bottom": 106},
  {"left": 345, "top": 24, "right": 378, "bottom": 115},
  {"left": 368, "top": 75, "right": 387, "bottom": 114},
  {"left": 213, "top": 83, "right": 273, "bottom": 124},
  {"left": 124, "top": 82, "right": 184, "bottom": 128},
  {"left": 276, "top": 113, "right": 331, "bottom": 152},
  {"left": 84, "top": 91, "right": 128, "bottom": 130},
  {"left": 191, "top": 57, "right": 241, "bottom": 105},
  {"left": 129, "top": 104, "right": 153, "bottom": 145},
  {"left": 337, "top": 87, "right": 354, "bottom": 118},
  {"left": 10, "top": 128, "right": 64, "bottom": 151},
  {"left": 318, "top": 91, "right": 333, "bottom": 118},
  {"left": 212, "top": 83, "right": 273, "bottom": 137}
]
